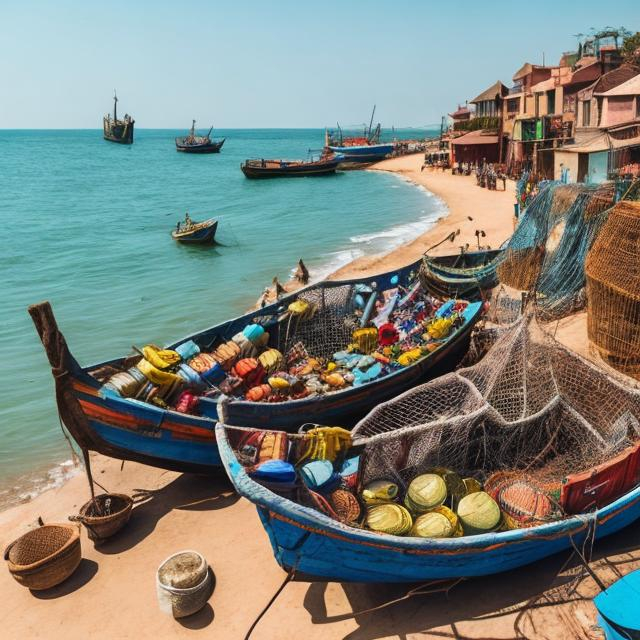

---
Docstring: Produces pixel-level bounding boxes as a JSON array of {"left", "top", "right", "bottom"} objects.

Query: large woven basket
[
  {"left": 156, "top": 551, "right": 211, "bottom": 618},
  {"left": 585, "top": 200, "right": 640, "bottom": 379},
  {"left": 70, "top": 493, "right": 133, "bottom": 542},
  {"left": 5, "top": 523, "right": 82, "bottom": 590}
]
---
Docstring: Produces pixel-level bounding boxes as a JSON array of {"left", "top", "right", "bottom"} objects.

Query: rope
[{"left": 244, "top": 569, "right": 295, "bottom": 640}]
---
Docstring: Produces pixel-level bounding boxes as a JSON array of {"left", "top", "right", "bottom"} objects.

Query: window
[
  {"left": 535, "top": 94, "right": 540, "bottom": 117},
  {"left": 582, "top": 100, "right": 591, "bottom": 127},
  {"left": 547, "top": 90, "right": 556, "bottom": 115},
  {"left": 636, "top": 96, "right": 640, "bottom": 119}
]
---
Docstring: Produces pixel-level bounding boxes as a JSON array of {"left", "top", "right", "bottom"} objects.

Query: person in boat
[
  {"left": 272, "top": 276, "right": 285, "bottom": 300},
  {"left": 176, "top": 221, "right": 181, "bottom": 233},
  {"left": 185, "top": 212, "right": 192, "bottom": 228}
]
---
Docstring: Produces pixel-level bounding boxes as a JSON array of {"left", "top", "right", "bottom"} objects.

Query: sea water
[{"left": 0, "top": 128, "right": 444, "bottom": 508}]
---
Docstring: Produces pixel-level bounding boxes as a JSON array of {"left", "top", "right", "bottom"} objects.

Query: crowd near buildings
[{"left": 428, "top": 29, "right": 640, "bottom": 184}]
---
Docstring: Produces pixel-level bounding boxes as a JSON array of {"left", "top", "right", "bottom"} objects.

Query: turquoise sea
[{"left": 0, "top": 128, "right": 442, "bottom": 509}]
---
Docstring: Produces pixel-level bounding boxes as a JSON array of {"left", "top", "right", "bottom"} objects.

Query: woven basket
[
  {"left": 70, "top": 493, "right": 133, "bottom": 542},
  {"left": 156, "top": 551, "right": 211, "bottom": 618},
  {"left": 5, "top": 523, "right": 81, "bottom": 590}
]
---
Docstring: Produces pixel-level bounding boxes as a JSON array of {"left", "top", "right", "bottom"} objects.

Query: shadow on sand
[
  {"left": 92, "top": 473, "right": 239, "bottom": 555},
  {"left": 300, "top": 520, "right": 640, "bottom": 640},
  {"left": 31, "top": 558, "right": 99, "bottom": 599}
]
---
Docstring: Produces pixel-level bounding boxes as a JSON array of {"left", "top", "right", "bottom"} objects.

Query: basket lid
[
  {"left": 405, "top": 474, "right": 447, "bottom": 512},
  {"left": 366, "top": 504, "right": 412, "bottom": 535}
]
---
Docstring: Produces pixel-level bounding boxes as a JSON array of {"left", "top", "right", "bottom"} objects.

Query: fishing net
[
  {"left": 275, "top": 283, "right": 360, "bottom": 361},
  {"left": 352, "top": 314, "right": 640, "bottom": 512},
  {"left": 586, "top": 200, "right": 640, "bottom": 380},
  {"left": 422, "top": 181, "right": 622, "bottom": 321}
]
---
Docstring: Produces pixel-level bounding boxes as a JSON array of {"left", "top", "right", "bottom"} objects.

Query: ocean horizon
[{"left": 0, "top": 127, "right": 441, "bottom": 509}]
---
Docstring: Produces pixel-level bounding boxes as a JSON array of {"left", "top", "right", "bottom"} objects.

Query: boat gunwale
[{"left": 215, "top": 422, "right": 640, "bottom": 553}]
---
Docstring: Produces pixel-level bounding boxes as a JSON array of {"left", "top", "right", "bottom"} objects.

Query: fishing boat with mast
[
  {"left": 175, "top": 120, "right": 226, "bottom": 154},
  {"left": 326, "top": 105, "right": 394, "bottom": 165},
  {"left": 103, "top": 91, "right": 134, "bottom": 145},
  {"left": 241, "top": 153, "right": 341, "bottom": 178}
]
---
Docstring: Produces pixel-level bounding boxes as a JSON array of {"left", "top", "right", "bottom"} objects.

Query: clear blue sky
[{"left": 1, "top": 0, "right": 637, "bottom": 128}]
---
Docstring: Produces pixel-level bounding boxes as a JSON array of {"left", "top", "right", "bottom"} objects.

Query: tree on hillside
[{"left": 622, "top": 31, "right": 640, "bottom": 66}]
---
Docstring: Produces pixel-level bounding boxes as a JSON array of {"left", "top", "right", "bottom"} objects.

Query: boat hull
[
  {"left": 103, "top": 120, "right": 134, "bottom": 144},
  {"left": 175, "top": 138, "right": 225, "bottom": 153},
  {"left": 217, "top": 425, "right": 640, "bottom": 582},
  {"left": 241, "top": 160, "right": 339, "bottom": 178},
  {"left": 171, "top": 220, "right": 218, "bottom": 245},
  {"left": 29, "top": 258, "right": 481, "bottom": 474},
  {"left": 327, "top": 143, "right": 394, "bottom": 165}
]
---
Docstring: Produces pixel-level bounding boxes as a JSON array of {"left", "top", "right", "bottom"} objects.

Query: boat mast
[
  {"left": 368, "top": 105, "right": 376, "bottom": 141},
  {"left": 113, "top": 90, "right": 118, "bottom": 121}
]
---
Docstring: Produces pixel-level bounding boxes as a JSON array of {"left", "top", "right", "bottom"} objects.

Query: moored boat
[
  {"left": 28, "top": 258, "right": 483, "bottom": 475},
  {"left": 419, "top": 248, "right": 504, "bottom": 299},
  {"left": 103, "top": 91, "right": 134, "bottom": 145},
  {"left": 175, "top": 120, "right": 225, "bottom": 154},
  {"left": 325, "top": 105, "right": 394, "bottom": 165},
  {"left": 216, "top": 315, "right": 640, "bottom": 582},
  {"left": 171, "top": 215, "right": 218, "bottom": 245},
  {"left": 240, "top": 155, "right": 340, "bottom": 178}
]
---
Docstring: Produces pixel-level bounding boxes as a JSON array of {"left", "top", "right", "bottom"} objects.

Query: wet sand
[{"left": 2, "top": 154, "right": 636, "bottom": 639}]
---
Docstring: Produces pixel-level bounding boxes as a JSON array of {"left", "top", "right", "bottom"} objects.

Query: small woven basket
[
  {"left": 70, "top": 493, "right": 133, "bottom": 542},
  {"left": 5, "top": 523, "right": 82, "bottom": 590},
  {"left": 156, "top": 551, "right": 211, "bottom": 618}
]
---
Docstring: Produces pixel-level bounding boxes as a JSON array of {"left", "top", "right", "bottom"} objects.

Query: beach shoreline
[{"left": 260, "top": 152, "right": 516, "bottom": 305}]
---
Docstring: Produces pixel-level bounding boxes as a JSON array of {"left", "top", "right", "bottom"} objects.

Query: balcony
[{"left": 453, "top": 116, "right": 501, "bottom": 132}]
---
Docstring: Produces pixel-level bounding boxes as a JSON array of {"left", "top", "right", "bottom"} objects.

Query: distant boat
[
  {"left": 240, "top": 155, "right": 341, "bottom": 178},
  {"left": 103, "top": 91, "right": 134, "bottom": 145},
  {"left": 171, "top": 216, "right": 218, "bottom": 244},
  {"left": 175, "top": 120, "right": 225, "bottom": 154},
  {"left": 326, "top": 105, "right": 394, "bottom": 164}
]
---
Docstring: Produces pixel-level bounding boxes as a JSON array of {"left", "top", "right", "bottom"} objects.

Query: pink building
[{"left": 595, "top": 74, "right": 640, "bottom": 127}]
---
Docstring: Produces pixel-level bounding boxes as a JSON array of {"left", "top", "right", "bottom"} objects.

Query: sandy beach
[{"left": 3, "top": 154, "right": 638, "bottom": 640}]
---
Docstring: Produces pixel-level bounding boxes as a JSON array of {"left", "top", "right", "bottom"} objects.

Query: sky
[{"left": 0, "top": 0, "right": 638, "bottom": 129}]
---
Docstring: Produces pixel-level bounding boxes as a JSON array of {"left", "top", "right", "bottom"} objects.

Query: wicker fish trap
[
  {"left": 4, "top": 523, "right": 82, "bottom": 590},
  {"left": 496, "top": 246, "right": 544, "bottom": 292},
  {"left": 70, "top": 493, "right": 133, "bottom": 542},
  {"left": 586, "top": 201, "right": 640, "bottom": 379}
]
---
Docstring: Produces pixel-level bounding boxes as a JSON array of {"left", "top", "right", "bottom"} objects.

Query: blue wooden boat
[
  {"left": 419, "top": 249, "right": 504, "bottom": 299},
  {"left": 217, "top": 426, "right": 640, "bottom": 582},
  {"left": 327, "top": 143, "right": 394, "bottom": 165},
  {"left": 28, "top": 257, "right": 483, "bottom": 475},
  {"left": 171, "top": 218, "right": 218, "bottom": 244},
  {"left": 216, "top": 314, "right": 640, "bottom": 582},
  {"left": 595, "top": 569, "right": 640, "bottom": 639}
]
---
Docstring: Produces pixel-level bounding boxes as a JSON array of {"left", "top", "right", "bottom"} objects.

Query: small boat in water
[
  {"left": 28, "top": 258, "right": 482, "bottom": 475},
  {"left": 103, "top": 91, "right": 134, "bottom": 145},
  {"left": 241, "top": 155, "right": 340, "bottom": 178},
  {"left": 171, "top": 214, "right": 218, "bottom": 245},
  {"left": 175, "top": 120, "right": 225, "bottom": 154}
]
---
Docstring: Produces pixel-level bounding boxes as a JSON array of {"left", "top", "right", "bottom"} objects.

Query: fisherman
[
  {"left": 176, "top": 221, "right": 181, "bottom": 233},
  {"left": 272, "top": 276, "right": 285, "bottom": 300},
  {"left": 260, "top": 287, "right": 270, "bottom": 308},
  {"left": 185, "top": 212, "right": 192, "bottom": 228}
]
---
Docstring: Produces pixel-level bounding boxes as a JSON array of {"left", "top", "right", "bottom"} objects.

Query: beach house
[{"left": 449, "top": 81, "right": 507, "bottom": 166}]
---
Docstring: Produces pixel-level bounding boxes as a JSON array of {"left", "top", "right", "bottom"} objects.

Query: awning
[
  {"left": 560, "top": 131, "right": 640, "bottom": 153},
  {"left": 450, "top": 130, "right": 499, "bottom": 146}
]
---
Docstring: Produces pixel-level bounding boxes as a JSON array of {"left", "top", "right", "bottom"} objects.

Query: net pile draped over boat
[
  {"left": 275, "top": 283, "right": 361, "bottom": 360},
  {"left": 586, "top": 200, "right": 640, "bottom": 379},
  {"left": 420, "top": 182, "right": 619, "bottom": 320},
  {"left": 351, "top": 314, "right": 640, "bottom": 501}
]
